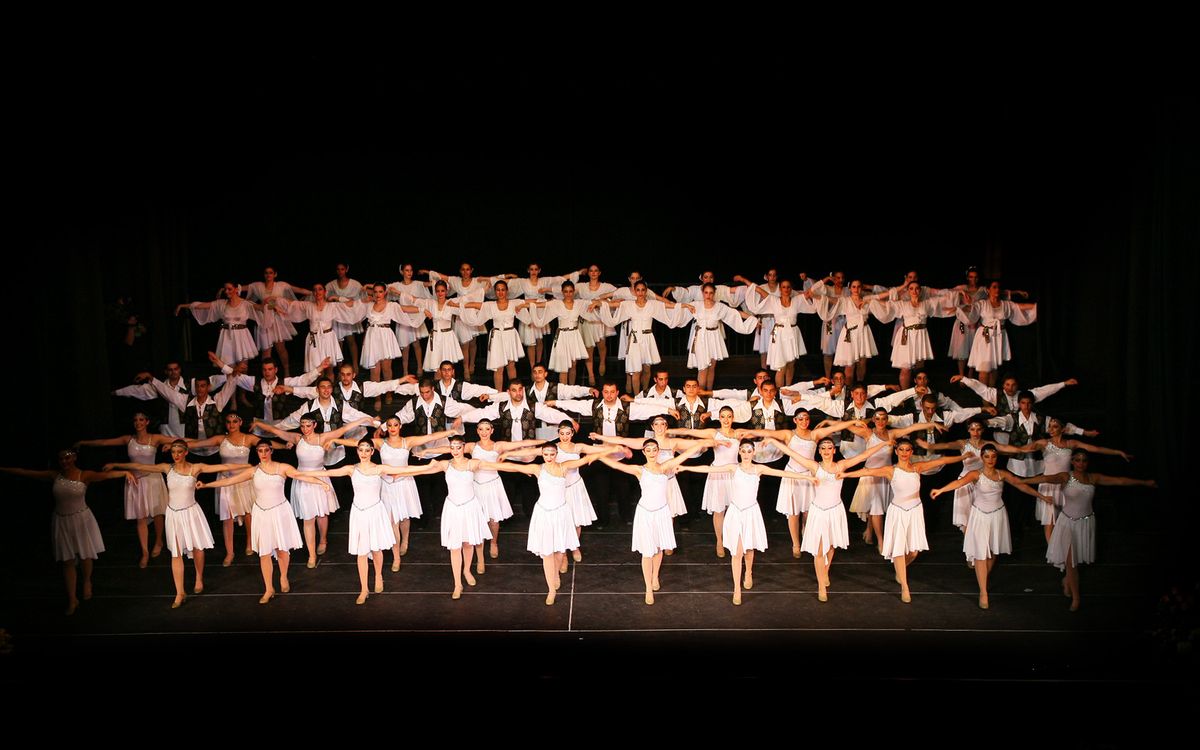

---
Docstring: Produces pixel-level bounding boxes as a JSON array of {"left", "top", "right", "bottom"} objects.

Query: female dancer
[
  {"left": 946, "top": 267, "right": 985, "bottom": 378},
  {"left": 74, "top": 413, "right": 172, "bottom": 567},
  {"left": 509, "top": 263, "right": 583, "bottom": 368},
  {"left": 420, "top": 436, "right": 493, "bottom": 600},
  {"left": 678, "top": 283, "right": 760, "bottom": 391},
  {"left": 804, "top": 271, "right": 850, "bottom": 380},
  {"left": 422, "top": 264, "right": 508, "bottom": 382},
  {"left": 241, "top": 266, "right": 312, "bottom": 376},
  {"left": 410, "top": 280, "right": 465, "bottom": 372},
  {"left": 734, "top": 269, "right": 781, "bottom": 371},
  {"left": 592, "top": 280, "right": 691, "bottom": 396},
  {"left": 458, "top": 279, "right": 532, "bottom": 391},
  {"left": 677, "top": 439, "right": 817, "bottom": 606},
  {"left": 327, "top": 262, "right": 365, "bottom": 374},
  {"left": 873, "top": 281, "right": 957, "bottom": 390},
  {"left": 574, "top": 264, "right": 618, "bottom": 384},
  {"left": 106, "top": 440, "right": 247, "bottom": 608},
  {"left": 177, "top": 282, "right": 262, "bottom": 366},
  {"left": 930, "top": 444, "right": 1054, "bottom": 609},
  {"left": 1021, "top": 450, "right": 1156, "bottom": 611},
  {"left": 332, "top": 416, "right": 459, "bottom": 570},
  {"left": 0, "top": 451, "right": 135, "bottom": 614},
  {"left": 254, "top": 414, "right": 376, "bottom": 568},
  {"left": 916, "top": 417, "right": 1030, "bottom": 532},
  {"left": 524, "top": 280, "right": 599, "bottom": 385},
  {"left": 296, "top": 439, "right": 444, "bottom": 604},
  {"left": 957, "top": 280, "right": 1038, "bottom": 387},
  {"left": 1012, "top": 417, "right": 1132, "bottom": 543},
  {"left": 667, "top": 406, "right": 742, "bottom": 557},
  {"left": 844, "top": 411, "right": 950, "bottom": 553},
  {"left": 387, "top": 263, "right": 431, "bottom": 376},
  {"left": 738, "top": 411, "right": 864, "bottom": 558},
  {"left": 352, "top": 283, "right": 415, "bottom": 411},
  {"left": 765, "top": 436, "right": 890, "bottom": 601},
  {"left": 197, "top": 443, "right": 308, "bottom": 604},
  {"left": 413, "top": 418, "right": 543, "bottom": 572},
  {"left": 744, "top": 279, "right": 815, "bottom": 389},
  {"left": 600, "top": 440, "right": 710, "bottom": 605},
  {"left": 271, "top": 282, "right": 363, "bottom": 376},
  {"left": 482, "top": 444, "right": 619, "bottom": 605},
  {"left": 592, "top": 416, "right": 713, "bottom": 521},
  {"left": 183, "top": 412, "right": 282, "bottom": 566},
  {"left": 839, "top": 437, "right": 965, "bottom": 603},
  {"left": 814, "top": 279, "right": 886, "bottom": 384}
]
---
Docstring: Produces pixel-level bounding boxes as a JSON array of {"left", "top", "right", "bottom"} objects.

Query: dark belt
[
  {"left": 307, "top": 327, "right": 333, "bottom": 347},
  {"left": 900, "top": 323, "right": 927, "bottom": 346},
  {"left": 433, "top": 327, "right": 454, "bottom": 335},
  {"left": 771, "top": 321, "right": 795, "bottom": 344},
  {"left": 488, "top": 325, "right": 515, "bottom": 344},
  {"left": 552, "top": 325, "right": 579, "bottom": 346},
  {"left": 691, "top": 325, "right": 719, "bottom": 352},
  {"left": 221, "top": 323, "right": 248, "bottom": 330},
  {"left": 844, "top": 323, "right": 858, "bottom": 343},
  {"left": 367, "top": 322, "right": 393, "bottom": 328},
  {"left": 629, "top": 328, "right": 652, "bottom": 344},
  {"left": 981, "top": 321, "right": 1006, "bottom": 344}
]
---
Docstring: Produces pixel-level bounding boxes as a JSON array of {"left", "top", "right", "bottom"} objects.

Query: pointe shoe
[
  {"left": 645, "top": 592, "right": 655, "bottom": 606},
  {"left": 716, "top": 545, "right": 725, "bottom": 559},
  {"left": 306, "top": 558, "right": 317, "bottom": 569},
  {"left": 280, "top": 581, "right": 290, "bottom": 594},
  {"left": 223, "top": 556, "right": 233, "bottom": 568},
  {"left": 138, "top": 555, "right": 149, "bottom": 569},
  {"left": 572, "top": 549, "right": 581, "bottom": 562},
  {"left": 464, "top": 572, "right": 476, "bottom": 587},
  {"left": 743, "top": 573, "right": 753, "bottom": 590},
  {"left": 452, "top": 588, "right": 462, "bottom": 600},
  {"left": 356, "top": 592, "right": 368, "bottom": 605},
  {"left": 546, "top": 592, "right": 556, "bottom": 606},
  {"left": 559, "top": 558, "right": 569, "bottom": 575},
  {"left": 65, "top": 600, "right": 79, "bottom": 616},
  {"left": 375, "top": 580, "right": 384, "bottom": 594},
  {"left": 193, "top": 584, "right": 204, "bottom": 595},
  {"left": 732, "top": 593, "right": 742, "bottom": 606},
  {"left": 652, "top": 579, "right": 660, "bottom": 592},
  {"left": 490, "top": 544, "right": 500, "bottom": 560},
  {"left": 171, "top": 595, "right": 185, "bottom": 609},
  {"left": 259, "top": 591, "right": 275, "bottom": 604},
  {"left": 818, "top": 591, "right": 828, "bottom": 603},
  {"left": 399, "top": 541, "right": 409, "bottom": 556},
  {"left": 392, "top": 558, "right": 401, "bottom": 572},
  {"left": 792, "top": 546, "right": 801, "bottom": 559},
  {"left": 316, "top": 543, "right": 327, "bottom": 556},
  {"left": 900, "top": 591, "right": 912, "bottom": 604},
  {"left": 978, "top": 596, "right": 989, "bottom": 610}
]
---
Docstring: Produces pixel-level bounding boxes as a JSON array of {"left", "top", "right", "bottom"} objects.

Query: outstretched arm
[
  {"left": 659, "top": 441, "right": 713, "bottom": 471},
  {"left": 0, "top": 467, "right": 59, "bottom": 481},
  {"left": 757, "top": 466, "right": 821, "bottom": 483},
  {"left": 811, "top": 419, "right": 867, "bottom": 442},
  {"left": 1091, "top": 474, "right": 1157, "bottom": 489},
  {"left": 999, "top": 470, "right": 1057, "bottom": 503},
  {"left": 598, "top": 456, "right": 641, "bottom": 477},
  {"left": 929, "top": 471, "right": 980, "bottom": 500},
  {"left": 836, "top": 439, "right": 890, "bottom": 472},
  {"left": 103, "top": 462, "right": 170, "bottom": 475},
  {"left": 476, "top": 461, "right": 542, "bottom": 477},
  {"left": 838, "top": 465, "right": 894, "bottom": 480},
  {"left": 559, "top": 447, "right": 628, "bottom": 471},
  {"left": 195, "top": 467, "right": 256, "bottom": 490},
  {"left": 1063, "top": 440, "right": 1132, "bottom": 462}
]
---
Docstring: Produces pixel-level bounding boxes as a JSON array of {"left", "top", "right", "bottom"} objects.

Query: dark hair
[
  {"left": 719, "top": 406, "right": 734, "bottom": 417},
  {"left": 558, "top": 420, "right": 574, "bottom": 431},
  {"left": 701, "top": 282, "right": 716, "bottom": 293},
  {"left": 418, "top": 377, "right": 435, "bottom": 390},
  {"left": 792, "top": 409, "right": 810, "bottom": 422},
  {"left": 357, "top": 438, "right": 375, "bottom": 451},
  {"left": 261, "top": 358, "right": 277, "bottom": 369},
  {"left": 642, "top": 438, "right": 659, "bottom": 450},
  {"left": 561, "top": 280, "right": 575, "bottom": 292},
  {"left": 170, "top": 439, "right": 188, "bottom": 451},
  {"left": 921, "top": 394, "right": 939, "bottom": 406},
  {"left": 434, "top": 280, "right": 448, "bottom": 292},
  {"left": 894, "top": 437, "right": 914, "bottom": 450},
  {"left": 1019, "top": 390, "right": 1036, "bottom": 402},
  {"left": 817, "top": 437, "right": 836, "bottom": 451},
  {"left": 315, "top": 377, "right": 333, "bottom": 388},
  {"left": 872, "top": 407, "right": 890, "bottom": 419},
  {"left": 439, "top": 360, "right": 455, "bottom": 370},
  {"left": 738, "top": 438, "right": 757, "bottom": 450},
  {"left": 476, "top": 418, "right": 494, "bottom": 429}
]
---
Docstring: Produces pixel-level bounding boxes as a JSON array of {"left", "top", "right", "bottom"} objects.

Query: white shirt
[
  {"left": 114, "top": 378, "right": 190, "bottom": 438},
  {"left": 276, "top": 397, "right": 373, "bottom": 465}
]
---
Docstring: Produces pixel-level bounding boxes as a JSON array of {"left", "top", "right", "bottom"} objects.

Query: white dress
[
  {"left": 849, "top": 434, "right": 894, "bottom": 519},
  {"left": 250, "top": 468, "right": 304, "bottom": 555},
  {"left": 808, "top": 281, "right": 848, "bottom": 357},
  {"left": 877, "top": 298, "right": 953, "bottom": 369},
  {"left": 416, "top": 299, "right": 465, "bottom": 370},
  {"left": 598, "top": 299, "right": 683, "bottom": 371},
  {"left": 880, "top": 467, "right": 928, "bottom": 558},
  {"left": 290, "top": 438, "right": 340, "bottom": 520},
  {"left": 1037, "top": 441, "right": 1073, "bottom": 525},
  {"left": 801, "top": 467, "right": 849, "bottom": 554},
  {"left": 526, "top": 470, "right": 580, "bottom": 556},
  {"left": 960, "top": 299, "right": 1037, "bottom": 372},
  {"left": 326, "top": 278, "right": 366, "bottom": 339},
  {"left": 744, "top": 288, "right": 815, "bottom": 368},
  {"left": 380, "top": 440, "right": 423, "bottom": 521},
  {"left": 189, "top": 299, "right": 260, "bottom": 364},
  {"left": 387, "top": 280, "right": 431, "bottom": 348},
  {"left": 123, "top": 438, "right": 168, "bottom": 520},
  {"left": 963, "top": 472, "right": 1012, "bottom": 562},
  {"left": 440, "top": 465, "right": 492, "bottom": 549},
  {"left": 52, "top": 475, "right": 105, "bottom": 561},
  {"left": 353, "top": 301, "right": 410, "bottom": 369},
  {"left": 677, "top": 301, "right": 760, "bottom": 370},
  {"left": 428, "top": 273, "right": 493, "bottom": 343},
  {"left": 243, "top": 281, "right": 300, "bottom": 350},
  {"left": 216, "top": 438, "right": 255, "bottom": 521},
  {"left": 656, "top": 447, "right": 688, "bottom": 517},
  {"left": 701, "top": 433, "right": 740, "bottom": 514},
  {"left": 723, "top": 468, "right": 770, "bottom": 553},
  {"left": 817, "top": 296, "right": 883, "bottom": 367},
  {"left": 632, "top": 470, "right": 676, "bottom": 557},
  {"left": 775, "top": 433, "right": 816, "bottom": 516},
  {"left": 951, "top": 443, "right": 984, "bottom": 529},
  {"left": 470, "top": 445, "right": 514, "bottom": 522},
  {"left": 745, "top": 282, "right": 780, "bottom": 355},
  {"left": 460, "top": 301, "right": 529, "bottom": 370},
  {"left": 510, "top": 275, "right": 573, "bottom": 347},
  {"left": 575, "top": 281, "right": 617, "bottom": 346},
  {"left": 947, "top": 287, "right": 986, "bottom": 360},
  {"left": 1047, "top": 476, "right": 1096, "bottom": 570},
  {"left": 278, "top": 299, "right": 361, "bottom": 372},
  {"left": 348, "top": 469, "right": 397, "bottom": 555},
  {"left": 556, "top": 449, "right": 597, "bottom": 527},
  {"left": 531, "top": 300, "right": 595, "bottom": 372},
  {"left": 164, "top": 469, "right": 214, "bottom": 558}
]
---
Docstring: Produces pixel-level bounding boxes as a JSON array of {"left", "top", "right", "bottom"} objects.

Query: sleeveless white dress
[
  {"left": 52, "top": 475, "right": 105, "bottom": 561},
  {"left": 801, "top": 466, "right": 848, "bottom": 554},
  {"left": 849, "top": 434, "right": 893, "bottom": 520},
  {"left": 216, "top": 438, "right": 255, "bottom": 521},
  {"left": 951, "top": 443, "right": 984, "bottom": 529},
  {"left": 701, "top": 433, "right": 740, "bottom": 514},
  {"left": 439, "top": 465, "right": 492, "bottom": 549},
  {"left": 722, "top": 468, "right": 769, "bottom": 553},
  {"left": 1037, "top": 441, "right": 1073, "bottom": 525},
  {"left": 656, "top": 446, "right": 688, "bottom": 517},
  {"left": 556, "top": 448, "right": 597, "bottom": 527},
  {"left": 632, "top": 470, "right": 676, "bottom": 557},
  {"left": 380, "top": 439, "right": 423, "bottom": 521},
  {"left": 123, "top": 438, "right": 168, "bottom": 520},
  {"left": 880, "top": 467, "right": 927, "bottom": 558},
  {"left": 963, "top": 472, "right": 1012, "bottom": 562},
  {"left": 250, "top": 468, "right": 303, "bottom": 555},
  {"left": 776, "top": 433, "right": 816, "bottom": 516},
  {"left": 291, "top": 438, "right": 340, "bottom": 520},
  {"left": 164, "top": 468, "right": 214, "bottom": 558},
  {"left": 348, "top": 469, "right": 397, "bottom": 554},
  {"left": 526, "top": 470, "right": 580, "bottom": 556},
  {"left": 1047, "top": 476, "right": 1096, "bottom": 570},
  {"left": 470, "top": 445, "right": 514, "bottom": 522}
]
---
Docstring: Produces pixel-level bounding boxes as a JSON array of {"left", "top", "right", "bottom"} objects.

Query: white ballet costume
[
  {"left": 189, "top": 299, "right": 260, "bottom": 364},
  {"left": 746, "top": 282, "right": 780, "bottom": 356},
  {"left": 818, "top": 296, "right": 883, "bottom": 367},
  {"left": 951, "top": 443, "right": 984, "bottom": 529},
  {"left": 164, "top": 469, "right": 214, "bottom": 558},
  {"left": 439, "top": 465, "right": 492, "bottom": 549},
  {"left": 656, "top": 446, "right": 688, "bottom": 517},
  {"left": 460, "top": 300, "right": 528, "bottom": 370},
  {"left": 250, "top": 468, "right": 304, "bottom": 555},
  {"left": 879, "top": 297, "right": 952, "bottom": 369},
  {"left": 348, "top": 469, "right": 397, "bottom": 555},
  {"left": 387, "top": 280, "right": 430, "bottom": 349},
  {"left": 428, "top": 272, "right": 492, "bottom": 344},
  {"left": 278, "top": 299, "right": 360, "bottom": 372},
  {"left": 1047, "top": 476, "right": 1096, "bottom": 570},
  {"left": 531, "top": 300, "right": 594, "bottom": 372},
  {"left": 575, "top": 281, "right": 617, "bottom": 347},
  {"left": 470, "top": 445, "right": 514, "bottom": 522},
  {"left": 379, "top": 439, "right": 423, "bottom": 521},
  {"left": 326, "top": 277, "right": 365, "bottom": 340},
  {"left": 555, "top": 449, "right": 597, "bottom": 527},
  {"left": 880, "top": 467, "right": 928, "bottom": 558},
  {"left": 801, "top": 466, "right": 849, "bottom": 554},
  {"left": 946, "top": 287, "right": 986, "bottom": 360},
  {"left": 51, "top": 475, "right": 105, "bottom": 561},
  {"left": 744, "top": 287, "right": 815, "bottom": 369},
  {"left": 678, "top": 301, "right": 760, "bottom": 370},
  {"left": 701, "top": 433, "right": 740, "bottom": 514},
  {"left": 775, "top": 433, "right": 816, "bottom": 517},
  {"left": 963, "top": 472, "right": 1012, "bottom": 563},
  {"left": 960, "top": 299, "right": 1037, "bottom": 372},
  {"left": 849, "top": 434, "right": 893, "bottom": 520},
  {"left": 723, "top": 468, "right": 769, "bottom": 553},
  {"left": 123, "top": 438, "right": 168, "bottom": 520},
  {"left": 355, "top": 300, "right": 410, "bottom": 369},
  {"left": 526, "top": 470, "right": 580, "bottom": 556},
  {"left": 290, "top": 438, "right": 340, "bottom": 520},
  {"left": 1037, "top": 441, "right": 1073, "bottom": 525},
  {"left": 599, "top": 299, "right": 683, "bottom": 371},
  {"left": 243, "top": 281, "right": 300, "bottom": 350},
  {"left": 417, "top": 299, "right": 465, "bottom": 370},
  {"left": 632, "top": 470, "right": 677, "bottom": 557},
  {"left": 216, "top": 438, "right": 255, "bottom": 521}
]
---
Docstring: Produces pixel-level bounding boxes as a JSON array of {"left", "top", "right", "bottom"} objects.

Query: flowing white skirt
[
  {"left": 473, "top": 477, "right": 514, "bottom": 523},
  {"left": 767, "top": 325, "right": 806, "bottom": 369},
  {"left": 623, "top": 331, "right": 662, "bottom": 370},
  {"left": 361, "top": 326, "right": 403, "bottom": 368},
  {"left": 632, "top": 504, "right": 676, "bottom": 557},
  {"left": 701, "top": 472, "right": 733, "bottom": 514},
  {"left": 548, "top": 329, "right": 589, "bottom": 372},
  {"left": 722, "top": 502, "right": 768, "bottom": 553},
  {"left": 967, "top": 328, "right": 1011, "bottom": 372},
  {"left": 776, "top": 476, "right": 814, "bottom": 516},
  {"left": 217, "top": 329, "right": 260, "bottom": 366},
  {"left": 850, "top": 476, "right": 892, "bottom": 520},
  {"left": 1035, "top": 483, "right": 1064, "bottom": 525},
  {"left": 255, "top": 309, "right": 298, "bottom": 350},
  {"left": 424, "top": 329, "right": 464, "bottom": 370},
  {"left": 753, "top": 314, "right": 774, "bottom": 353},
  {"left": 348, "top": 501, "right": 397, "bottom": 555},
  {"left": 124, "top": 473, "right": 167, "bottom": 520},
  {"left": 518, "top": 319, "right": 550, "bottom": 347},
  {"left": 395, "top": 321, "right": 428, "bottom": 349},
  {"left": 52, "top": 509, "right": 105, "bottom": 561},
  {"left": 216, "top": 474, "right": 255, "bottom": 521},
  {"left": 819, "top": 316, "right": 845, "bottom": 357},
  {"left": 963, "top": 505, "right": 1012, "bottom": 562},
  {"left": 165, "top": 504, "right": 215, "bottom": 558},
  {"left": 485, "top": 328, "right": 525, "bottom": 370},
  {"left": 666, "top": 475, "right": 687, "bottom": 517},
  {"left": 382, "top": 476, "right": 423, "bottom": 521},
  {"left": 800, "top": 502, "right": 849, "bottom": 555},
  {"left": 880, "top": 503, "right": 929, "bottom": 558},
  {"left": 440, "top": 498, "right": 492, "bottom": 549},
  {"left": 687, "top": 328, "right": 731, "bottom": 370},
  {"left": 527, "top": 502, "right": 579, "bottom": 556},
  {"left": 291, "top": 477, "right": 340, "bottom": 520},
  {"left": 304, "top": 330, "right": 344, "bottom": 372},
  {"left": 890, "top": 329, "right": 934, "bottom": 369},
  {"left": 251, "top": 500, "right": 304, "bottom": 555},
  {"left": 566, "top": 479, "right": 597, "bottom": 527},
  {"left": 952, "top": 484, "right": 975, "bottom": 529},
  {"left": 947, "top": 319, "right": 976, "bottom": 360},
  {"left": 833, "top": 323, "right": 877, "bottom": 366},
  {"left": 1047, "top": 514, "right": 1096, "bottom": 570}
]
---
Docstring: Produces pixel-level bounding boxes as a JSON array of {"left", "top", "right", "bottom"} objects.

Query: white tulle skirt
[
  {"left": 348, "top": 500, "right": 397, "bottom": 554},
  {"left": 440, "top": 498, "right": 492, "bottom": 549},
  {"left": 880, "top": 503, "right": 929, "bottom": 558},
  {"left": 527, "top": 502, "right": 580, "bottom": 556},
  {"left": 701, "top": 472, "right": 733, "bottom": 514},
  {"left": 124, "top": 473, "right": 167, "bottom": 520},
  {"left": 963, "top": 505, "right": 1012, "bottom": 562},
  {"left": 776, "top": 476, "right": 814, "bottom": 516},
  {"left": 850, "top": 476, "right": 892, "bottom": 520},
  {"left": 165, "top": 504, "right": 215, "bottom": 558},
  {"left": 1046, "top": 513, "right": 1096, "bottom": 570},
  {"left": 473, "top": 477, "right": 514, "bottom": 523},
  {"left": 381, "top": 476, "right": 423, "bottom": 521},
  {"left": 361, "top": 326, "right": 403, "bottom": 368},
  {"left": 722, "top": 502, "right": 768, "bottom": 553},
  {"left": 251, "top": 500, "right": 304, "bottom": 555},
  {"left": 632, "top": 504, "right": 676, "bottom": 557},
  {"left": 52, "top": 509, "right": 105, "bottom": 561},
  {"left": 566, "top": 479, "right": 597, "bottom": 527},
  {"left": 291, "top": 477, "right": 340, "bottom": 520},
  {"left": 800, "top": 502, "right": 849, "bottom": 555}
]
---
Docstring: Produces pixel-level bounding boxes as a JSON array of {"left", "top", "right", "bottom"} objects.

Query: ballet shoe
[
  {"left": 572, "top": 549, "right": 581, "bottom": 562},
  {"left": 732, "top": 593, "right": 741, "bottom": 606},
  {"left": 193, "top": 583, "right": 204, "bottom": 595},
  {"left": 150, "top": 544, "right": 163, "bottom": 558},
  {"left": 895, "top": 573, "right": 902, "bottom": 584},
  {"left": 374, "top": 580, "right": 384, "bottom": 594},
  {"left": 81, "top": 582, "right": 93, "bottom": 601},
  {"left": 743, "top": 574, "right": 753, "bottom": 590},
  {"left": 399, "top": 541, "right": 409, "bottom": 556},
  {"left": 1069, "top": 600, "right": 1080, "bottom": 612},
  {"left": 306, "top": 558, "right": 317, "bottom": 569},
  {"left": 475, "top": 559, "right": 485, "bottom": 575},
  {"left": 490, "top": 544, "right": 500, "bottom": 559},
  {"left": 555, "top": 577, "right": 562, "bottom": 591},
  {"left": 792, "top": 546, "right": 801, "bottom": 559},
  {"left": 316, "top": 543, "right": 327, "bottom": 556},
  {"left": 65, "top": 600, "right": 79, "bottom": 616},
  {"left": 664, "top": 548, "right": 674, "bottom": 556},
  {"left": 818, "top": 591, "right": 828, "bottom": 603},
  {"left": 138, "top": 555, "right": 149, "bottom": 569},
  {"left": 900, "top": 591, "right": 912, "bottom": 604},
  {"left": 645, "top": 592, "right": 655, "bottom": 606},
  {"left": 652, "top": 579, "right": 660, "bottom": 592},
  {"left": 280, "top": 580, "right": 290, "bottom": 594},
  {"left": 245, "top": 548, "right": 255, "bottom": 557},
  {"left": 464, "top": 572, "right": 476, "bottom": 587},
  {"left": 545, "top": 592, "right": 556, "bottom": 606},
  {"left": 259, "top": 591, "right": 274, "bottom": 604},
  {"left": 558, "top": 558, "right": 568, "bottom": 575},
  {"left": 978, "top": 596, "right": 989, "bottom": 610},
  {"left": 391, "top": 558, "right": 401, "bottom": 572},
  {"left": 716, "top": 545, "right": 725, "bottom": 559},
  {"left": 171, "top": 595, "right": 185, "bottom": 609},
  {"left": 452, "top": 588, "right": 462, "bottom": 600},
  {"left": 356, "top": 592, "right": 368, "bottom": 605},
  {"left": 222, "top": 556, "right": 234, "bottom": 568}
]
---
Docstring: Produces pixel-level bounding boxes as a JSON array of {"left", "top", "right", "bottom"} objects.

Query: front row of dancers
[{"left": 3, "top": 411, "right": 1154, "bottom": 615}]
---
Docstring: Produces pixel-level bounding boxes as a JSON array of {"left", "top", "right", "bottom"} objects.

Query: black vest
[
  {"left": 410, "top": 400, "right": 446, "bottom": 435},
  {"left": 995, "top": 391, "right": 1020, "bottom": 418},
  {"left": 436, "top": 379, "right": 465, "bottom": 403},
  {"left": 157, "top": 381, "right": 191, "bottom": 427},
  {"left": 333, "top": 384, "right": 366, "bottom": 414},
  {"left": 751, "top": 403, "right": 784, "bottom": 431},
  {"left": 592, "top": 401, "right": 629, "bottom": 436},
  {"left": 496, "top": 402, "right": 539, "bottom": 441},
  {"left": 526, "top": 382, "right": 558, "bottom": 406},
  {"left": 304, "top": 399, "right": 344, "bottom": 433},
  {"left": 181, "top": 400, "right": 225, "bottom": 440},
  {"left": 245, "top": 376, "right": 295, "bottom": 421},
  {"left": 1009, "top": 413, "right": 1046, "bottom": 450},
  {"left": 677, "top": 398, "right": 707, "bottom": 430}
]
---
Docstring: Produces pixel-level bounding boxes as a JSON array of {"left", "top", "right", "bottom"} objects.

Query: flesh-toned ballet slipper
[
  {"left": 356, "top": 592, "right": 368, "bottom": 605},
  {"left": 743, "top": 574, "right": 753, "bottom": 590},
  {"left": 222, "top": 555, "right": 234, "bottom": 568},
  {"left": 306, "top": 558, "right": 317, "bottom": 569},
  {"left": 193, "top": 583, "right": 203, "bottom": 595},
  {"left": 652, "top": 579, "right": 660, "bottom": 592},
  {"left": 65, "top": 600, "right": 79, "bottom": 616},
  {"left": 555, "top": 577, "right": 562, "bottom": 591},
  {"left": 792, "top": 546, "right": 801, "bottom": 559},
  {"left": 399, "top": 541, "right": 409, "bottom": 556},
  {"left": 245, "top": 548, "right": 255, "bottom": 557},
  {"left": 259, "top": 592, "right": 274, "bottom": 605},
  {"left": 171, "top": 595, "right": 185, "bottom": 609},
  {"left": 316, "top": 543, "right": 327, "bottom": 556},
  {"left": 901, "top": 591, "right": 912, "bottom": 604},
  {"left": 546, "top": 592, "right": 556, "bottom": 606},
  {"left": 978, "top": 596, "right": 989, "bottom": 610},
  {"left": 558, "top": 558, "right": 568, "bottom": 575},
  {"left": 81, "top": 582, "right": 93, "bottom": 601},
  {"left": 280, "top": 580, "right": 290, "bottom": 594},
  {"left": 151, "top": 544, "right": 163, "bottom": 558},
  {"left": 490, "top": 543, "right": 500, "bottom": 559},
  {"left": 375, "top": 580, "right": 384, "bottom": 594},
  {"left": 476, "top": 558, "right": 485, "bottom": 575},
  {"left": 716, "top": 545, "right": 725, "bottom": 559},
  {"left": 392, "top": 558, "right": 401, "bottom": 572},
  {"left": 645, "top": 592, "right": 655, "bottom": 606},
  {"left": 571, "top": 548, "right": 581, "bottom": 562},
  {"left": 732, "top": 593, "right": 741, "bottom": 606},
  {"left": 464, "top": 572, "right": 476, "bottom": 587},
  {"left": 818, "top": 591, "right": 828, "bottom": 603},
  {"left": 138, "top": 555, "right": 149, "bottom": 569},
  {"left": 452, "top": 588, "right": 463, "bottom": 600}
]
